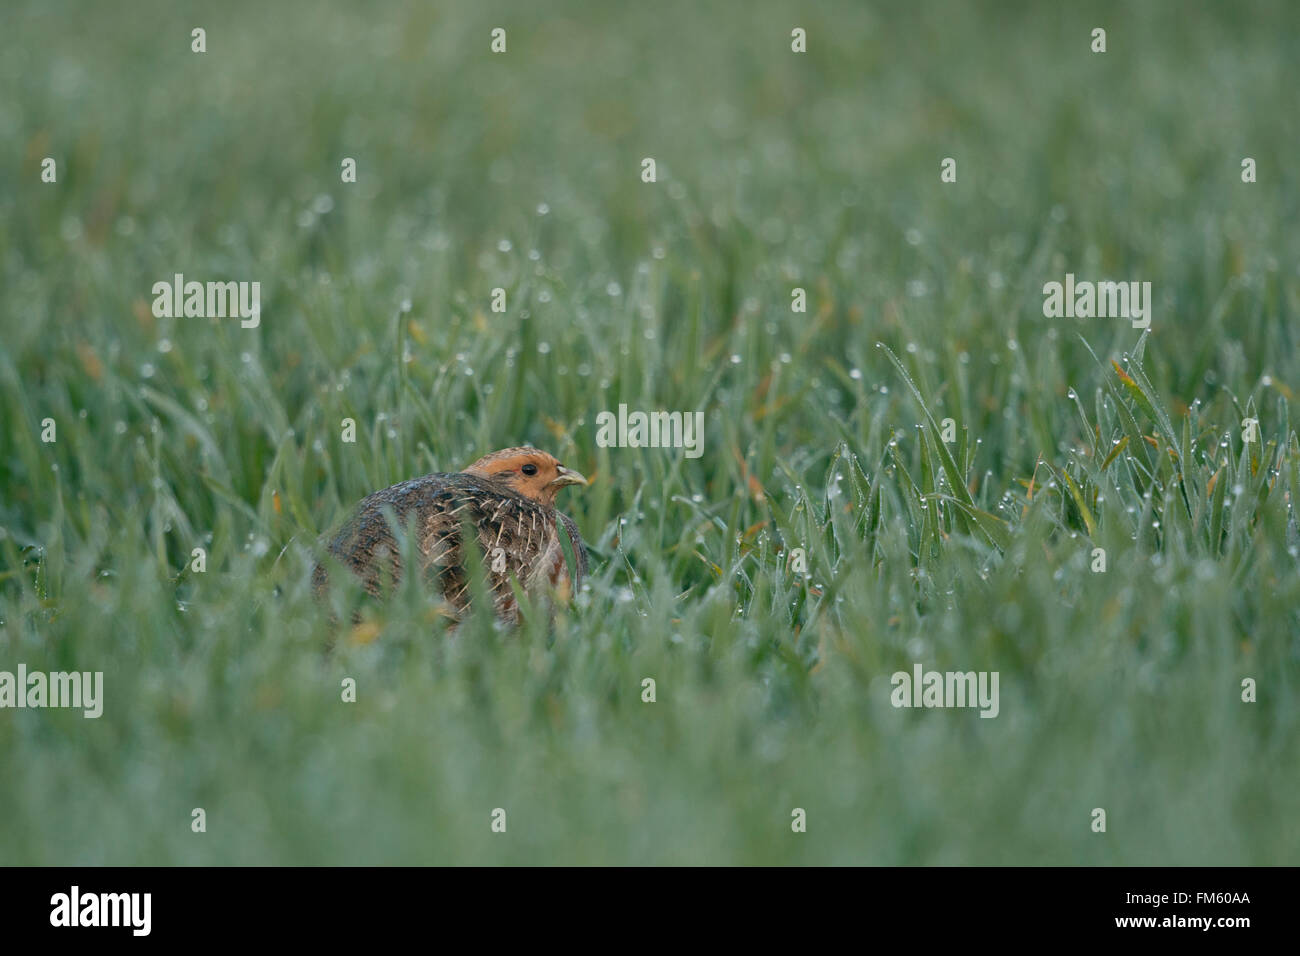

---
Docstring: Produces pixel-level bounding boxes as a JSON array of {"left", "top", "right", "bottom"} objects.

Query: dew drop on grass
[
  {"left": 497, "top": 239, "right": 512, "bottom": 252},
  {"left": 850, "top": 368, "right": 862, "bottom": 380},
  {"left": 1067, "top": 389, "right": 1077, "bottom": 400},
  {"left": 730, "top": 354, "right": 742, "bottom": 364}
]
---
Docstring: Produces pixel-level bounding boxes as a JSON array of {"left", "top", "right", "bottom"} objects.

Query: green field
[{"left": 2, "top": 0, "right": 1298, "bottom": 864}]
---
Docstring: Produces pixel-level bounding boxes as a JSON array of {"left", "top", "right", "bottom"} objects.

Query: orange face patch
[{"left": 462, "top": 447, "right": 587, "bottom": 505}]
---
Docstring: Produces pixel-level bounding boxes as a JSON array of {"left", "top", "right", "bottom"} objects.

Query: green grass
[{"left": 2, "top": 0, "right": 1298, "bottom": 864}]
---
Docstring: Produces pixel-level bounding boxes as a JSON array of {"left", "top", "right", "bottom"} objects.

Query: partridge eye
[{"left": 521, "top": 463, "right": 538, "bottom": 476}]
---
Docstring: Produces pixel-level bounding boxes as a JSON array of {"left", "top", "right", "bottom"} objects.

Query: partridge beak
[{"left": 548, "top": 465, "right": 588, "bottom": 488}]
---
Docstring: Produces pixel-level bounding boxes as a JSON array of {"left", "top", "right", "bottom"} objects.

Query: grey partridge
[{"left": 313, "top": 447, "right": 589, "bottom": 624}]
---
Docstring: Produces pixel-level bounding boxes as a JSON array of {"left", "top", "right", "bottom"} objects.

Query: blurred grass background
[{"left": 1, "top": 0, "right": 1298, "bottom": 863}]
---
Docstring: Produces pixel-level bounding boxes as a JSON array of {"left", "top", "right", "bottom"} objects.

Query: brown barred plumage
[{"left": 313, "top": 448, "right": 589, "bottom": 624}]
